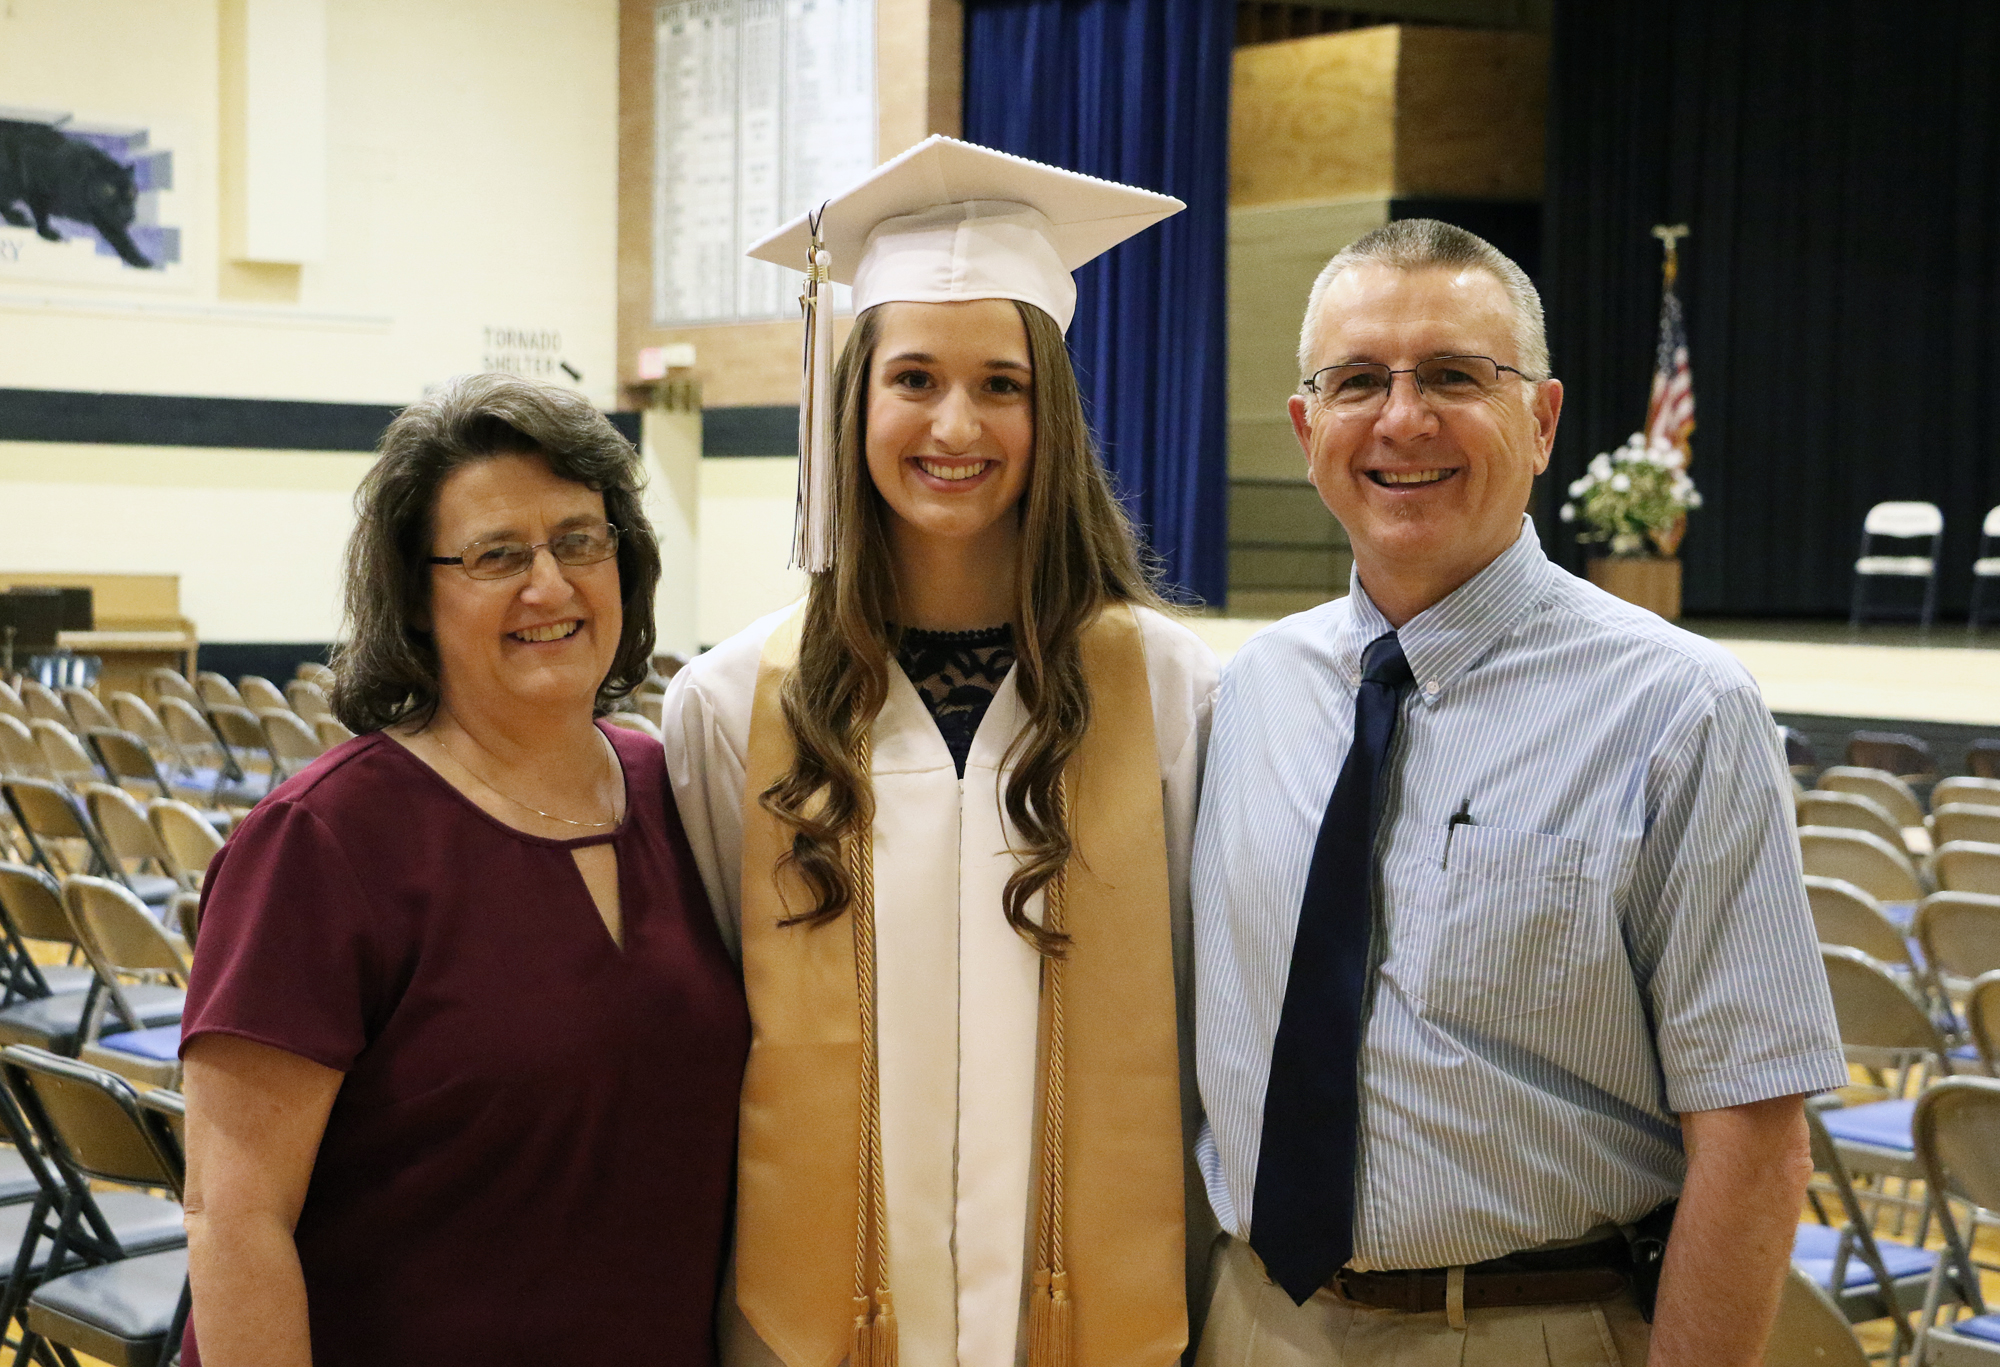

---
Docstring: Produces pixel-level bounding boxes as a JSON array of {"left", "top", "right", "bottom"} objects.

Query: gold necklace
[{"left": 430, "top": 722, "right": 622, "bottom": 830}]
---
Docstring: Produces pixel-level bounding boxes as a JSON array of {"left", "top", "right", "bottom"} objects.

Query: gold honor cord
[
  {"left": 793, "top": 204, "right": 836, "bottom": 573},
  {"left": 847, "top": 730, "right": 897, "bottom": 1367},
  {"left": 1028, "top": 774, "right": 1075, "bottom": 1367}
]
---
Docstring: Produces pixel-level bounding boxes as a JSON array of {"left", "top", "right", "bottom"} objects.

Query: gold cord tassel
[
  {"left": 849, "top": 730, "right": 899, "bottom": 1366},
  {"left": 1029, "top": 777, "right": 1075, "bottom": 1367}
]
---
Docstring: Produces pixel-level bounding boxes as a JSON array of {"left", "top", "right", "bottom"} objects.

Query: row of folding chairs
[
  {"left": 1787, "top": 728, "right": 2000, "bottom": 790},
  {"left": 1801, "top": 823, "right": 2000, "bottom": 931},
  {"left": 0, "top": 776, "right": 224, "bottom": 921}
]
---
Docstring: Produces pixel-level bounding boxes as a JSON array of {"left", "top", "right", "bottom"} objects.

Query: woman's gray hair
[
  {"left": 331, "top": 372, "right": 661, "bottom": 733},
  {"left": 1296, "top": 218, "right": 1550, "bottom": 380}
]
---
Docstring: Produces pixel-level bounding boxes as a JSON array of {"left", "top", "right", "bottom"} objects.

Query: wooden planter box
[{"left": 1587, "top": 556, "right": 1682, "bottom": 621}]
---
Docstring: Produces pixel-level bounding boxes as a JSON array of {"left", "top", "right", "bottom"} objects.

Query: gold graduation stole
[{"left": 733, "top": 603, "right": 1187, "bottom": 1367}]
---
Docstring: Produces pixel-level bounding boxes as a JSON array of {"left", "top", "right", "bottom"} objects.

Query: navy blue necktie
[{"left": 1251, "top": 630, "right": 1414, "bottom": 1305}]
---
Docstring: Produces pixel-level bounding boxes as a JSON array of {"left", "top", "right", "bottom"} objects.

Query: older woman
[{"left": 180, "top": 374, "right": 747, "bottom": 1367}]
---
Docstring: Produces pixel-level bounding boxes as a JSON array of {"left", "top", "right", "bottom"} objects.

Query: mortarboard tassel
[{"left": 792, "top": 205, "right": 836, "bottom": 573}]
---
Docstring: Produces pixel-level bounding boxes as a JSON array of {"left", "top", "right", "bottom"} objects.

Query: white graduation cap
[{"left": 745, "top": 135, "right": 1184, "bottom": 571}]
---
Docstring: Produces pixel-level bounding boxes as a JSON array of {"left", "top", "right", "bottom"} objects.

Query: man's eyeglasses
[
  {"left": 429, "top": 522, "right": 622, "bottom": 581},
  {"left": 1301, "top": 355, "right": 1539, "bottom": 414}
]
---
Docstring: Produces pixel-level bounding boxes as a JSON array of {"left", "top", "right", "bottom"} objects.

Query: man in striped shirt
[{"left": 1192, "top": 220, "right": 1844, "bottom": 1366}]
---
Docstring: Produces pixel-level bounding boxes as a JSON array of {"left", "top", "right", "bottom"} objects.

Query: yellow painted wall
[{"left": 0, "top": 0, "right": 622, "bottom": 645}]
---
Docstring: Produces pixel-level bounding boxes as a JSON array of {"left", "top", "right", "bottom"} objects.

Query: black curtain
[
  {"left": 963, "top": 0, "right": 1233, "bottom": 605},
  {"left": 1543, "top": 0, "right": 2000, "bottom": 616}
]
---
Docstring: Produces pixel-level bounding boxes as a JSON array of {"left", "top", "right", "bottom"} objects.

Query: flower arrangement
[{"left": 1559, "top": 433, "right": 1704, "bottom": 557}]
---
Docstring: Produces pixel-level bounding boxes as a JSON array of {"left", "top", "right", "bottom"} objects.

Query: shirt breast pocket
[{"left": 1408, "top": 824, "right": 1590, "bottom": 1026}]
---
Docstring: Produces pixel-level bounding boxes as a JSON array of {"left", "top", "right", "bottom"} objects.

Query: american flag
[{"left": 1644, "top": 271, "right": 1695, "bottom": 461}]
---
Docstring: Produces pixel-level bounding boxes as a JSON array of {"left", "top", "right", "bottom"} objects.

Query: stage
[{"left": 1190, "top": 613, "right": 2000, "bottom": 772}]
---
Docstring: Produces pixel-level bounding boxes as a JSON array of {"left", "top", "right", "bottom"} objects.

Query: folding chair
[
  {"left": 0, "top": 715, "right": 53, "bottom": 783},
  {"left": 1806, "top": 876, "right": 1930, "bottom": 997},
  {"left": 603, "top": 711, "right": 662, "bottom": 739},
  {"left": 58, "top": 688, "right": 115, "bottom": 737},
  {"left": 1783, "top": 726, "right": 1820, "bottom": 782},
  {"left": 1768, "top": 1264, "right": 1872, "bottom": 1367},
  {"left": 83, "top": 730, "right": 175, "bottom": 804},
  {"left": 285, "top": 678, "right": 334, "bottom": 723},
  {"left": 1802, "top": 826, "right": 1927, "bottom": 923},
  {"left": 106, "top": 693, "right": 180, "bottom": 769},
  {"left": 1918, "top": 893, "right": 2000, "bottom": 1010},
  {"left": 1801, "top": 791, "right": 1909, "bottom": 852},
  {"left": 315, "top": 716, "right": 356, "bottom": 749},
  {"left": 1816, "top": 946, "right": 1965, "bottom": 1232},
  {"left": 1969, "top": 504, "right": 2000, "bottom": 632},
  {"left": 1798, "top": 1104, "right": 1939, "bottom": 1360},
  {"left": 0, "top": 683, "right": 24, "bottom": 724},
  {"left": 294, "top": 660, "right": 335, "bottom": 689},
  {"left": 60, "top": 878, "right": 187, "bottom": 1090},
  {"left": 30, "top": 718, "right": 104, "bottom": 793},
  {"left": 1936, "top": 843, "right": 2000, "bottom": 898},
  {"left": 0, "top": 866, "right": 179, "bottom": 1057},
  {"left": 0, "top": 865, "right": 94, "bottom": 1006},
  {"left": 1848, "top": 731, "right": 1940, "bottom": 785},
  {"left": 258, "top": 708, "right": 325, "bottom": 781},
  {"left": 80, "top": 786, "right": 180, "bottom": 912},
  {"left": 139, "top": 669, "right": 196, "bottom": 711},
  {"left": 0, "top": 1047, "right": 188, "bottom": 1367},
  {"left": 146, "top": 802, "right": 222, "bottom": 895},
  {"left": 1936, "top": 807, "right": 2000, "bottom": 849},
  {"left": 1912, "top": 1077, "right": 2000, "bottom": 1361},
  {"left": 17, "top": 682, "right": 69, "bottom": 729},
  {"left": 206, "top": 704, "right": 274, "bottom": 797},
  {"left": 1936, "top": 778, "right": 2000, "bottom": 813},
  {"left": 237, "top": 675, "right": 288, "bottom": 714},
  {"left": 1851, "top": 501, "right": 1944, "bottom": 628},
  {"left": 1821, "top": 766, "right": 1928, "bottom": 831},
  {"left": 1974, "top": 742, "right": 2000, "bottom": 783},
  {"left": 156, "top": 697, "right": 255, "bottom": 809},
  {"left": 194, "top": 672, "right": 241, "bottom": 711},
  {"left": 1964, "top": 973, "right": 2000, "bottom": 1078},
  {"left": 2, "top": 778, "right": 110, "bottom": 883}
]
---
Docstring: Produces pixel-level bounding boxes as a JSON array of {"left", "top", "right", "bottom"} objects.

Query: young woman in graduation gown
[{"left": 663, "top": 138, "right": 1220, "bottom": 1367}]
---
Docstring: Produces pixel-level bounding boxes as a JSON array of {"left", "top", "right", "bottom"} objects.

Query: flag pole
[{"left": 1651, "top": 223, "right": 1689, "bottom": 292}]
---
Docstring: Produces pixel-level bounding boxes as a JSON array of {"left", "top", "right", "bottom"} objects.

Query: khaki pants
[{"left": 1194, "top": 1236, "right": 1652, "bottom": 1367}]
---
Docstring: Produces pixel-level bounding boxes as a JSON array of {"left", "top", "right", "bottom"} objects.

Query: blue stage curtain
[{"left": 962, "top": 0, "right": 1231, "bottom": 605}]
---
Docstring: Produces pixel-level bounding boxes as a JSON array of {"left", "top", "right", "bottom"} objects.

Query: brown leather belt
[{"left": 1328, "top": 1238, "right": 1631, "bottom": 1313}]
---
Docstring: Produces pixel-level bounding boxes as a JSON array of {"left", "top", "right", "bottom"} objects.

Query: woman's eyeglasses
[{"left": 428, "top": 522, "right": 621, "bottom": 581}]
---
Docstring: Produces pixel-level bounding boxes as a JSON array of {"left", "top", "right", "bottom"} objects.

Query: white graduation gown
[{"left": 664, "top": 603, "right": 1217, "bottom": 1367}]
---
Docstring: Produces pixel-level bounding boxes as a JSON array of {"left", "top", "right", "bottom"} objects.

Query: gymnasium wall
[{"left": 0, "top": 0, "right": 621, "bottom": 650}]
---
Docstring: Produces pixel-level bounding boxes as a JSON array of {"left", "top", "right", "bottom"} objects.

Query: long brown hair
[{"left": 759, "top": 300, "right": 1161, "bottom": 955}]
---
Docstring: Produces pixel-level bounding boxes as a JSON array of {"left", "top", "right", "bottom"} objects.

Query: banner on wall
[
  {"left": 0, "top": 106, "right": 186, "bottom": 289},
  {"left": 651, "top": 0, "right": 876, "bottom": 326}
]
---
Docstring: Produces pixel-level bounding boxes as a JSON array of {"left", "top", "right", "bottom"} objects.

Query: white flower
[
  {"left": 1590, "top": 453, "right": 1613, "bottom": 479},
  {"left": 1610, "top": 473, "right": 1631, "bottom": 492},
  {"left": 1560, "top": 502, "right": 1575, "bottom": 522},
  {"left": 1687, "top": 490, "right": 1704, "bottom": 509},
  {"left": 1568, "top": 477, "right": 1590, "bottom": 498}
]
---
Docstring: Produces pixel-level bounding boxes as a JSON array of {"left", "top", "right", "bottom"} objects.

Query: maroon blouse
[{"left": 180, "top": 724, "right": 748, "bottom": 1367}]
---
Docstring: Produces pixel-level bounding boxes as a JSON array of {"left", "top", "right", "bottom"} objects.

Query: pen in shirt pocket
[{"left": 1442, "top": 797, "right": 1475, "bottom": 869}]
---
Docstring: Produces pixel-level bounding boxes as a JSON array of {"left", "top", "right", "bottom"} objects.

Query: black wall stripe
[
  {"left": 702, "top": 405, "right": 797, "bottom": 456},
  {"left": 0, "top": 387, "right": 760, "bottom": 457}
]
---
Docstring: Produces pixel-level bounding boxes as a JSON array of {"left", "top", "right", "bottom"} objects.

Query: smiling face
[
  {"left": 864, "top": 298, "right": 1036, "bottom": 555},
  {"left": 1289, "top": 263, "right": 1563, "bottom": 621},
  {"left": 425, "top": 452, "right": 623, "bottom": 721}
]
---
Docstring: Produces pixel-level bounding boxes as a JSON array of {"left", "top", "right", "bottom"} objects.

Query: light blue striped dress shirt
[{"left": 1193, "top": 519, "right": 1846, "bottom": 1272}]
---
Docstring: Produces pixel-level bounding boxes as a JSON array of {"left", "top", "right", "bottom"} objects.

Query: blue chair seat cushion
[
  {"left": 96, "top": 1025, "right": 181, "bottom": 1062},
  {"left": 0, "top": 985, "right": 183, "bottom": 1056},
  {"left": 1793, "top": 1222, "right": 1936, "bottom": 1287},
  {"left": 1951, "top": 1314, "right": 2000, "bottom": 1344},
  {"left": 26, "top": 1247, "right": 186, "bottom": 1362},
  {"left": 1818, "top": 1099, "right": 1916, "bottom": 1153}
]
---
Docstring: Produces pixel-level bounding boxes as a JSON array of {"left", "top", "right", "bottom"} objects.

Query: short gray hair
[{"left": 1296, "top": 218, "right": 1549, "bottom": 381}]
